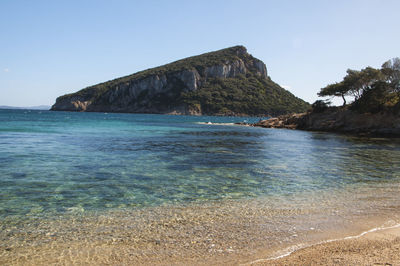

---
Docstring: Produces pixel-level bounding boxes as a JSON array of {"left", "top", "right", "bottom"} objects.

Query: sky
[{"left": 1, "top": 0, "right": 399, "bottom": 107}]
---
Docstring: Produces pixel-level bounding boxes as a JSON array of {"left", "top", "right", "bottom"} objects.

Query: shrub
[{"left": 311, "top": 100, "right": 330, "bottom": 113}]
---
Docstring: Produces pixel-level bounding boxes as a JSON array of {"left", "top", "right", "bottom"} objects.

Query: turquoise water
[
  {"left": 2, "top": 109, "right": 400, "bottom": 264},
  {"left": 1, "top": 109, "right": 400, "bottom": 219}
]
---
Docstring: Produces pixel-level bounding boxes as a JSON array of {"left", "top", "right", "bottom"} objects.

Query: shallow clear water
[
  {"left": 1, "top": 109, "right": 400, "bottom": 264},
  {"left": 1, "top": 109, "right": 399, "bottom": 218},
  {"left": 0, "top": 110, "right": 269, "bottom": 217}
]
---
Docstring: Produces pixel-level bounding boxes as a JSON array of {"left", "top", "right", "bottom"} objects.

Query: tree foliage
[
  {"left": 381, "top": 57, "right": 400, "bottom": 93},
  {"left": 318, "top": 67, "right": 383, "bottom": 105},
  {"left": 318, "top": 57, "right": 400, "bottom": 113},
  {"left": 344, "top": 67, "right": 383, "bottom": 100},
  {"left": 318, "top": 82, "right": 348, "bottom": 105},
  {"left": 311, "top": 100, "right": 330, "bottom": 113}
]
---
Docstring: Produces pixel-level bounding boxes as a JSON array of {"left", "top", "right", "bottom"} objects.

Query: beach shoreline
[
  {"left": 266, "top": 224, "right": 400, "bottom": 265},
  {"left": 2, "top": 194, "right": 400, "bottom": 265},
  {"left": 2, "top": 219, "right": 399, "bottom": 265},
  {"left": 246, "top": 223, "right": 400, "bottom": 265}
]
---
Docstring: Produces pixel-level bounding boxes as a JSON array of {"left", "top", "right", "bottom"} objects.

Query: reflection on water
[{"left": 0, "top": 110, "right": 400, "bottom": 264}]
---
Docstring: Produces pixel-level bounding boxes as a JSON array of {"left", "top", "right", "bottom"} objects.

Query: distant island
[
  {"left": 0, "top": 105, "right": 50, "bottom": 110},
  {"left": 244, "top": 58, "right": 400, "bottom": 136},
  {"left": 51, "top": 46, "right": 309, "bottom": 116}
]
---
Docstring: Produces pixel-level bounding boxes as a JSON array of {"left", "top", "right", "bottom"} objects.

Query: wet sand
[
  {"left": 2, "top": 185, "right": 400, "bottom": 265},
  {"left": 3, "top": 223, "right": 400, "bottom": 265},
  {"left": 2, "top": 196, "right": 400, "bottom": 265},
  {"left": 254, "top": 226, "right": 400, "bottom": 266}
]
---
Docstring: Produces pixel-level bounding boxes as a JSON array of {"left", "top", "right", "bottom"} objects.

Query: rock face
[
  {"left": 51, "top": 46, "right": 309, "bottom": 116},
  {"left": 250, "top": 107, "right": 400, "bottom": 137}
]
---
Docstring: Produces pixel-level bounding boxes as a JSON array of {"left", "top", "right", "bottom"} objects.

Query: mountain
[
  {"left": 51, "top": 46, "right": 309, "bottom": 116},
  {"left": 0, "top": 105, "right": 50, "bottom": 110}
]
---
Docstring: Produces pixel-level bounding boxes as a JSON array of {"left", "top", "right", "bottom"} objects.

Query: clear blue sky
[{"left": 1, "top": 0, "right": 399, "bottom": 106}]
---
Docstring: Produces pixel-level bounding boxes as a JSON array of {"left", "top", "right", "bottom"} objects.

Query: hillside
[{"left": 51, "top": 46, "right": 309, "bottom": 116}]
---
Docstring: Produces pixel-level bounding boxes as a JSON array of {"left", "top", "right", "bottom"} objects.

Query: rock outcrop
[
  {"left": 247, "top": 107, "right": 400, "bottom": 137},
  {"left": 51, "top": 46, "right": 309, "bottom": 116}
]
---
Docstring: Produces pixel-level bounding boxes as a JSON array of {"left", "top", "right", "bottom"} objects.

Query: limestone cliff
[{"left": 51, "top": 46, "right": 309, "bottom": 116}]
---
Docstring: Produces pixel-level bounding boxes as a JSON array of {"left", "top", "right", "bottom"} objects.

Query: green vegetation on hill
[
  {"left": 54, "top": 46, "right": 310, "bottom": 115},
  {"left": 59, "top": 46, "right": 252, "bottom": 101},
  {"left": 182, "top": 73, "right": 309, "bottom": 115}
]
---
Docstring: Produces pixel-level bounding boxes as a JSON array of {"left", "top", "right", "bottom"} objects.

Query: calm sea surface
[{"left": 1, "top": 109, "right": 400, "bottom": 264}]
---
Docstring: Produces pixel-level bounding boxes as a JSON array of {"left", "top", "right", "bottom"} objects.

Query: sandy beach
[
  {"left": 4, "top": 224, "right": 400, "bottom": 265},
  {"left": 2, "top": 199, "right": 400, "bottom": 265},
  {"left": 252, "top": 225, "right": 400, "bottom": 266}
]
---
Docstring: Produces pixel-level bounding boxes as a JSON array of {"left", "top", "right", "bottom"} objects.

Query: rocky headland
[
  {"left": 241, "top": 107, "right": 400, "bottom": 137},
  {"left": 51, "top": 46, "right": 309, "bottom": 116}
]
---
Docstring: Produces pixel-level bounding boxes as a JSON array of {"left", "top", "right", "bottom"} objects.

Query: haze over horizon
[{"left": 1, "top": 0, "right": 399, "bottom": 107}]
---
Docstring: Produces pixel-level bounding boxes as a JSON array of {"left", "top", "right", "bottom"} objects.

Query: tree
[
  {"left": 351, "top": 81, "right": 391, "bottom": 113},
  {"left": 318, "top": 67, "right": 383, "bottom": 106},
  {"left": 318, "top": 81, "right": 349, "bottom": 106},
  {"left": 343, "top": 67, "right": 383, "bottom": 100},
  {"left": 381, "top": 57, "right": 400, "bottom": 93}
]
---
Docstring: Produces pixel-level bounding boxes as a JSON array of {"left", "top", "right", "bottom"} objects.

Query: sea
[{"left": 1, "top": 109, "right": 400, "bottom": 264}]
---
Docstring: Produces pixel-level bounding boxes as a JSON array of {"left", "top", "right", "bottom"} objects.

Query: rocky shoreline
[{"left": 237, "top": 107, "right": 400, "bottom": 137}]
